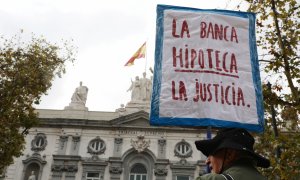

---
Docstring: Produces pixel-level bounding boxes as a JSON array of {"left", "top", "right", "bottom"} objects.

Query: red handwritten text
[
  {"left": 172, "top": 45, "right": 238, "bottom": 76},
  {"left": 172, "top": 18, "right": 239, "bottom": 43},
  {"left": 193, "top": 80, "right": 249, "bottom": 107}
]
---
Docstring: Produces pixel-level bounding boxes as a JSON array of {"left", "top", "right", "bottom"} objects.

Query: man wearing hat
[{"left": 195, "top": 128, "right": 270, "bottom": 180}]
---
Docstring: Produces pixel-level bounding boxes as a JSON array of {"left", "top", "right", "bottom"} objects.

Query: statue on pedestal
[
  {"left": 28, "top": 171, "right": 36, "bottom": 180},
  {"left": 65, "top": 81, "right": 88, "bottom": 110},
  {"left": 126, "top": 72, "right": 153, "bottom": 111},
  {"left": 71, "top": 81, "right": 88, "bottom": 105},
  {"left": 140, "top": 72, "right": 152, "bottom": 101},
  {"left": 127, "top": 76, "right": 141, "bottom": 102}
]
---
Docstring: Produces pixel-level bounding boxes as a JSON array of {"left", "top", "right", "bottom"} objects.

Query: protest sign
[{"left": 150, "top": 4, "right": 264, "bottom": 132}]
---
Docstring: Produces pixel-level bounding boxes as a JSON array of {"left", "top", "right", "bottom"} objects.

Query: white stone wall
[
  {"left": 5, "top": 127, "right": 206, "bottom": 180},
  {"left": 4, "top": 110, "right": 208, "bottom": 180}
]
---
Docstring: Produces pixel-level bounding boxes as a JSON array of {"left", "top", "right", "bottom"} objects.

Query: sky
[{"left": 0, "top": 0, "right": 248, "bottom": 112}]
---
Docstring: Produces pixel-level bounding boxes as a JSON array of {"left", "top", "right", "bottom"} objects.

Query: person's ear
[{"left": 225, "top": 149, "right": 238, "bottom": 163}]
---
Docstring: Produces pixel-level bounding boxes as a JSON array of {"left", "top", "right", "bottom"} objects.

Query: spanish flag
[{"left": 124, "top": 42, "right": 146, "bottom": 66}]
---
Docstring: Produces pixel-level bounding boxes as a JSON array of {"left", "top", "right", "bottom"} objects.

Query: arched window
[
  {"left": 24, "top": 163, "right": 40, "bottom": 180},
  {"left": 129, "top": 163, "right": 147, "bottom": 180},
  {"left": 22, "top": 153, "right": 47, "bottom": 180}
]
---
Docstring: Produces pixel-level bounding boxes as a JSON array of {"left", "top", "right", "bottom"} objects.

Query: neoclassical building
[{"left": 4, "top": 77, "right": 209, "bottom": 180}]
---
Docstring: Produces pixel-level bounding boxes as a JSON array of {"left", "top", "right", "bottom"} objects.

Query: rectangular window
[
  {"left": 129, "top": 174, "right": 147, "bottom": 180},
  {"left": 86, "top": 172, "right": 101, "bottom": 180},
  {"left": 176, "top": 175, "right": 190, "bottom": 180}
]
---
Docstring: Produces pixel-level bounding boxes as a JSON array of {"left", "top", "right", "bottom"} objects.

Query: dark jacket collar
[{"left": 222, "top": 158, "right": 257, "bottom": 173}]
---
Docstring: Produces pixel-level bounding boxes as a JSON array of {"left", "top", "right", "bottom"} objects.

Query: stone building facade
[{"left": 4, "top": 78, "right": 209, "bottom": 180}]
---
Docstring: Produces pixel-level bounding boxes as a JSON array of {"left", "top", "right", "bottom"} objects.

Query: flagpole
[
  {"left": 206, "top": 126, "right": 212, "bottom": 173},
  {"left": 144, "top": 41, "right": 147, "bottom": 73}
]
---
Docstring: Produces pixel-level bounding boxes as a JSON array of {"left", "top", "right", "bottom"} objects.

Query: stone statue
[
  {"left": 28, "top": 171, "right": 36, "bottom": 180},
  {"left": 65, "top": 81, "right": 89, "bottom": 110},
  {"left": 127, "top": 76, "right": 141, "bottom": 101},
  {"left": 116, "top": 104, "right": 127, "bottom": 116},
  {"left": 125, "top": 72, "right": 152, "bottom": 111},
  {"left": 71, "top": 81, "right": 88, "bottom": 105},
  {"left": 127, "top": 73, "right": 153, "bottom": 103},
  {"left": 140, "top": 72, "right": 148, "bottom": 101},
  {"left": 148, "top": 76, "right": 153, "bottom": 101},
  {"left": 140, "top": 72, "right": 152, "bottom": 101}
]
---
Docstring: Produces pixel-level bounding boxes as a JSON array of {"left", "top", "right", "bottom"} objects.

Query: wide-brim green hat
[{"left": 195, "top": 128, "right": 270, "bottom": 168}]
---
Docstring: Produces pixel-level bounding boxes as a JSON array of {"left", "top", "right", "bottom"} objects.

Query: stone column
[
  {"left": 157, "top": 138, "right": 166, "bottom": 159},
  {"left": 113, "top": 137, "right": 123, "bottom": 157},
  {"left": 64, "top": 164, "right": 78, "bottom": 180},
  {"left": 57, "top": 134, "right": 69, "bottom": 155},
  {"left": 70, "top": 135, "right": 81, "bottom": 155},
  {"left": 154, "top": 159, "right": 169, "bottom": 180},
  {"left": 109, "top": 157, "right": 123, "bottom": 180},
  {"left": 82, "top": 158, "right": 107, "bottom": 180},
  {"left": 51, "top": 164, "right": 64, "bottom": 180},
  {"left": 51, "top": 155, "right": 80, "bottom": 180}
]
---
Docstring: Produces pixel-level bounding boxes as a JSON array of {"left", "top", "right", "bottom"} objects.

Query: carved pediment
[
  {"left": 131, "top": 135, "right": 150, "bottom": 153},
  {"left": 110, "top": 111, "right": 150, "bottom": 127}
]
